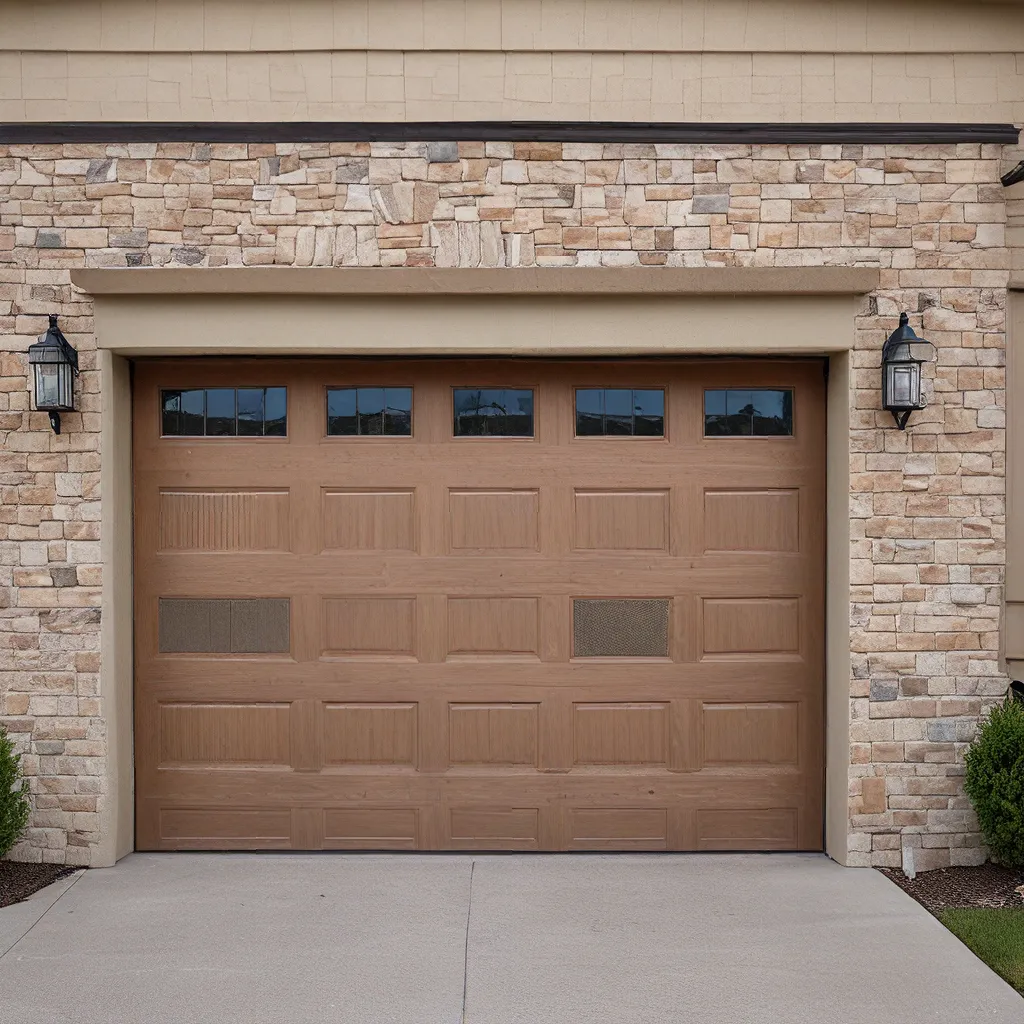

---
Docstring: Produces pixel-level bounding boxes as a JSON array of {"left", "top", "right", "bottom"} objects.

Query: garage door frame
[{"left": 84, "top": 266, "right": 873, "bottom": 866}]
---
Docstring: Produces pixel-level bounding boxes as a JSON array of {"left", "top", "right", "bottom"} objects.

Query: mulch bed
[
  {"left": 882, "top": 863, "right": 1024, "bottom": 916},
  {"left": 0, "top": 861, "right": 76, "bottom": 909}
]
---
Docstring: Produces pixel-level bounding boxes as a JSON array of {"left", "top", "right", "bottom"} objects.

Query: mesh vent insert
[
  {"left": 159, "top": 598, "right": 290, "bottom": 654},
  {"left": 573, "top": 599, "right": 670, "bottom": 658}
]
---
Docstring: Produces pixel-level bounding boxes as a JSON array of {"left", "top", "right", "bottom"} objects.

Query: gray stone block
[
  {"left": 336, "top": 158, "right": 369, "bottom": 183},
  {"left": 171, "top": 246, "right": 204, "bottom": 266},
  {"left": 692, "top": 193, "right": 731, "bottom": 214},
  {"left": 36, "top": 230, "right": 63, "bottom": 248},
  {"left": 427, "top": 141, "right": 459, "bottom": 163},
  {"left": 126, "top": 252, "right": 151, "bottom": 267},
  {"left": 50, "top": 567, "right": 78, "bottom": 588},
  {"left": 870, "top": 679, "right": 899, "bottom": 702},
  {"left": 927, "top": 719, "right": 958, "bottom": 742},
  {"left": 85, "top": 158, "right": 116, "bottom": 183},
  {"left": 110, "top": 228, "right": 148, "bottom": 248}
]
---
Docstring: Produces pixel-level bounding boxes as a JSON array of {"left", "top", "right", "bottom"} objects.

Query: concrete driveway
[{"left": 0, "top": 853, "right": 1019, "bottom": 1023}]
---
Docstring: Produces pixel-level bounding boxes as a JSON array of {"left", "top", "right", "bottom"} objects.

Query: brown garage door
[{"left": 134, "top": 358, "right": 824, "bottom": 851}]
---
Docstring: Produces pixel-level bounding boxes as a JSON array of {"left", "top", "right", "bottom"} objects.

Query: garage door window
[
  {"left": 327, "top": 387, "right": 413, "bottom": 436},
  {"left": 704, "top": 389, "right": 793, "bottom": 436},
  {"left": 575, "top": 388, "right": 665, "bottom": 436},
  {"left": 453, "top": 388, "right": 534, "bottom": 437},
  {"left": 161, "top": 387, "right": 287, "bottom": 437}
]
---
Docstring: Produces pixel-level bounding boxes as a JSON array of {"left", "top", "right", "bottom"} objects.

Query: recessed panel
[
  {"left": 322, "top": 490, "right": 416, "bottom": 551},
  {"left": 702, "top": 598, "right": 799, "bottom": 655},
  {"left": 704, "top": 490, "right": 799, "bottom": 553},
  {"left": 696, "top": 808, "right": 799, "bottom": 851},
  {"left": 447, "top": 597, "right": 539, "bottom": 658},
  {"left": 570, "top": 808, "right": 668, "bottom": 848},
  {"left": 574, "top": 703, "right": 667, "bottom": 765},
  {"left": 573, "top": 599, "right": 670, "bottom": 658},
  {"left": 449, "top": 490, "right": 539, "bottom": 551},
  {"left": 574, "top": 490, "right": 669, "bottom": 551},
  {"left": 158, "top": 598, "right": 290, "bottom": 654},
  {"left": 159, "top": 703, "right": 291, "bottom": 766},
  {"left": 703, "top": 703, "right": 800, "bottom": 766},
  {"left": 449, "top": 704, "right": 539, "bottom": 765},
  {"left": 323, "top": 808, "right": 418, "bottom": 849},
  {"left": 323, "top": 703, "right": 417, "bottom": 765},
  {"left": 322, "top": 597, "right": 416, "bottom": 658},
  {"left": 160, "top": 808, "right": 291, "bottom": 843},
  {"left": 159, "top": 489, "right": 290, "bottom": 552},
  {"left": 450, "top": 807, "right": 539, "bottom": 843}
]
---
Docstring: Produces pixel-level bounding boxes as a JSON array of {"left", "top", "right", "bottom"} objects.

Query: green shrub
[
  {"left": 964, "top": 695, "right": 1024, "bottom": 868},
  {"left": 0, "top": 727, "right": 31, "bottom": 858}
]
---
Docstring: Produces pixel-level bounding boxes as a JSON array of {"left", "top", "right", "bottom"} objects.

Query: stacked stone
[{"left": 0, "top": 139, "right": 1011, "bottom": 867}]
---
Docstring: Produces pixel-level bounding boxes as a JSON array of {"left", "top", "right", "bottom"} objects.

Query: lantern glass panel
[
  {"left": 888, "top": 364, "right": 920, "bottom": 408},
  {"left": 34, "top": 363, "right": 62, "bottom": 409}
]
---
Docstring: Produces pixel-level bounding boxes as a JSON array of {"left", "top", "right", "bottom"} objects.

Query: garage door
[{"left": 134, "top": 358, "right": 825, "bottom": 851}]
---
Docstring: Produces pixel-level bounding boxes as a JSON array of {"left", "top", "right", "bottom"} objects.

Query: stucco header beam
[{"left": 72, "top": 267, "right": 880, "bottom": 298}]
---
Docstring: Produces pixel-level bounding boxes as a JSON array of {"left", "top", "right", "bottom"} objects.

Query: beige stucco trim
[
  {"left": 90, "top": 286, "right": 855, "bottom": 865},
  {"left": 92, "top": 293, "right": 861, "bottom": 358},
  {"left": 72, "top": 267, "right": 880, "bottom": 298},
  {"left": 97, "top": 351, "right": 133, "bottom": 867},
  {"left": 825, "top": 351, "right": 851, "bottom": 865},
  {"left": 1008, "top": 290, "right": 1024, "bottom": 665}
]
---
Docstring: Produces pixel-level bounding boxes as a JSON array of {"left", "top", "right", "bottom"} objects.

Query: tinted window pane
[
  {"left": 751, "top": 389, "right": 792, "bottom": 435},
  {"left": 575, "top": 389, "right": 603, "bottom": 436},
  {"left": 160, "top": 388, "right": 286, "bottom": 437},
  {"left": 162, "top": 390, "right": 182, "bottom": 435},
  {"left": 633, "top": 389, "right": 665, "bottom": 435},
  {"left": 453, "top": 388, "right": 534, "bottom": 437},
  {"left": 264, "top": 388, "right": 287, "bottom": 436},
  {"left": 385, "top": 387, "right": 413, "bottom": 436},
  {"left": 327, "top": 387, "right": 413, "bottom": 436},
  {"left": 206, "top": 388, "right": 236, "bottom": 436},
  {"left": 236, "top": 388, "right": 264, "bottom": 436},
  {"left": 603, "top": 389, "right": 633, "bottom": 435},
  {"left": 357, "top": 387, "right": 385, "bottom": 435},
  {"left": 180, "top": 389, "right": 205, "bottom": 435},
  {"left": 327, "top": 388, "right": 358, "bottom": 435},
  {"left": 574, "top": 388, "right": 665, "bottom": 436},
  {"left": 704, "top": 388, "right": 793, "bottom": 436}
]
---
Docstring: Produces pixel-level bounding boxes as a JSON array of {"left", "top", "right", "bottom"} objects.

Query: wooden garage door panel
[
  {"left": 158, "top": 703, "right": 291, "bottom": 766},
  {"left": 573, "top": 490, "right": 670, "bottom": 551},
  {"left": 450, "top": 490, "right": 540, "bottom": 551},
  {"left": 134, "top": 358, "right": 825, "bottom": 853},
  {"left": 703, "top": 490, "right": 799, "bottom": 553},
  {"left": 159, "top": 489, "right": 290, "bottom": 552},
  {"left": 322, "top": 490, "right": 417, "bottom": 551}
]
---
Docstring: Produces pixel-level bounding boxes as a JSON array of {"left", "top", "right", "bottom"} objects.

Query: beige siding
[
  {"left": 4, "top": 0, "right": 1024, "bottom": 54},
  {"left": 1, "top": 0, "right": 1023, "bottom": 122}
]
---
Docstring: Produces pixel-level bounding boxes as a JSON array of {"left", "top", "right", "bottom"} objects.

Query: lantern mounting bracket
[{"left": 891, "top": 409, "right": 913, "bottom": 431}]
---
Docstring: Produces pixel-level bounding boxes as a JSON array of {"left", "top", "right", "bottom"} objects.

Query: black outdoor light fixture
[
  {"left": 881, "top": 312, "right": 935, "bottom": 430},
  {"left": 27, "top": 314, "right": 79, "bottom": 435}
]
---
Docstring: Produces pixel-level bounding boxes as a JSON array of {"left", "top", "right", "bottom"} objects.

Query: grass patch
[{"left": 939, "top": 908, "right": 1024, "bottom": 994}]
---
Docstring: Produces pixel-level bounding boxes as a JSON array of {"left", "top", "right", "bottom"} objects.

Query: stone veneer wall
[{"left": 0, "top": 139, "right": 1012, "bottom": 868}]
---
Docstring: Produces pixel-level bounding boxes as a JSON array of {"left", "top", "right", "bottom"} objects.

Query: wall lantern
[
  {"left": 881, "top": 312, "right": 935, "bottom": 430},
  {"left": 27, "top": 315, "right": 79, "bottom": 435}
]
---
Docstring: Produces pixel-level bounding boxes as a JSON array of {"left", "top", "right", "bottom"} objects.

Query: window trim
[
  {"left": 702, "top": 386, "right": 796, "bottom": 439},
  {"left": 572, "top": 386, "right": 668, "bottom": 439},
  {"left": 451, "top": 385, "right": 538, "bottom": 440},
  {"left": 324, "top": 385, "right": 415, "bottom": 439},
  {"left": 158, "top": 385, "right": 289, "bottom": 439}
]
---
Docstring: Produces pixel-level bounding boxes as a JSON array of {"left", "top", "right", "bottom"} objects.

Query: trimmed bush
[
  {"left": 964, "top": 695, "right": 1024, "bottom": 869},
  {"left": 0, "top": 727, "right": 31, "bottom": 858}
]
